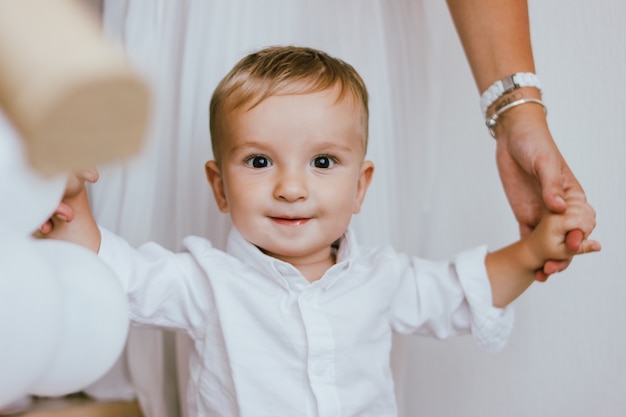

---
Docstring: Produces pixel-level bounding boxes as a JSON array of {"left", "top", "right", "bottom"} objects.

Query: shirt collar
[{"left": 225, "top": 227, "right": 359, "bottom": 290}]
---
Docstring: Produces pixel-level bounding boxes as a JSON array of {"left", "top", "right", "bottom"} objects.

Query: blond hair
[{"left": 209, "top": 46, "right": 369, "bottom": 162}]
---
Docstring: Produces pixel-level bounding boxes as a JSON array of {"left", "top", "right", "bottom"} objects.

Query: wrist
[
  {"left": 480, "top": 73, "right": 543, "bottom": 118},
  {"left": 517, "top": 233, "right": 547, "bottom": 272},
  {"left": 487, "top": 87, "right": 542, "bottom": 116},
  {"left": 487, "top": 90, "right": 548, "bottom": 139}
]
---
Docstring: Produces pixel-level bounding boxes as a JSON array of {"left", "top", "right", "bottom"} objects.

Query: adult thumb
[{"left": 538, "top": 157, "right": 567, "bottom": 213}]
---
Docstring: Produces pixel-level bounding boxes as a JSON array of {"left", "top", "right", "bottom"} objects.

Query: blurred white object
[
  {"left": 83, "top": 353, "right": 137, "bottom": 401},
  {"left": 0, "top": 0, "right": 148, "bottom": 409},
  {"left": 0, "top": 108, "right": 130, "bottom": 406},
  {"left": 28, "top": 240, "right": 130, "bottom": 397},
  {"left": 0, "top": 112, "right": 65, "bottom": 237},
  {"left": 0, "top": 238, "right": 63, "bottom": 407}
]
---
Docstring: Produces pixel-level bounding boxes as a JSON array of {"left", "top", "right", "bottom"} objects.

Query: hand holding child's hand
[{"left": 529, "top": 192, "right": 601, "bottom": 275}]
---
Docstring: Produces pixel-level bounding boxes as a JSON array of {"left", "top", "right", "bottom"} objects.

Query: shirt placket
[{"left": 298, "top": 287, "right": 340, "bottom": 417}]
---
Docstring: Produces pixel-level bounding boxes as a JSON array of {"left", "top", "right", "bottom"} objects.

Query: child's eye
[
  {"left": 312, "top": 155, "right": 336, "bottom": 169},
  {"left": 245, "top": 155, "right": 272, "bottom": 168}
]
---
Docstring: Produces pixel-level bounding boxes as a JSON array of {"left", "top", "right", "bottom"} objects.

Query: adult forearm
[{"left": 446, "top": 0, "right": 536, "bottom": 93}]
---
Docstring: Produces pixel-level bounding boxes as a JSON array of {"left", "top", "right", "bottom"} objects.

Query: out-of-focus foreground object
[
  {"left": 0, "top": 0, "right": 150, "bottom": 176},
  {"left": 0, "top": 0, "right": 145, "bottom": 410},
  {"left": 0, "top": 114, "right": 130, "bottom": 410}
]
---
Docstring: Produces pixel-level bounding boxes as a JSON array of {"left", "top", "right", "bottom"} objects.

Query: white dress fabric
[{"left": 92, "top": 1, "right": 500, "bottom": 416}]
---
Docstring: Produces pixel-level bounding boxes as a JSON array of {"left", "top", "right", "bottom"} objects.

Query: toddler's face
[{"left": 206, "top": 88, "right": 373, "bottom": 266}]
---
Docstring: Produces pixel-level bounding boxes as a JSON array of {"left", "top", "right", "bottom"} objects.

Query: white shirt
[{"left": 99, "top": 226, "right": 513, "bottom": 417}]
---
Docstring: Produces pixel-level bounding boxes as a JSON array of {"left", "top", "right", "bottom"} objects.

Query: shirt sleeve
[
  {"left": 98, "top": 227, "right": 215, "bottom": 337},
  {"left": 390, "top": 245, "right": 514, "bottom": 353}
]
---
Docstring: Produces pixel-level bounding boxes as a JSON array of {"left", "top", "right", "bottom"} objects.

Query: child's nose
[{"left": 273, "top": 169, "right": 308, "bottom": 202}]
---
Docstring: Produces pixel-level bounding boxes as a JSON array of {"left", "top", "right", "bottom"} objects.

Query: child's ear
[
  {"left": 205, "top": 160, "right": 229, "bottom": 212},
  {"left": 352, "top": 160, "right": 374, "bottom": 214}
]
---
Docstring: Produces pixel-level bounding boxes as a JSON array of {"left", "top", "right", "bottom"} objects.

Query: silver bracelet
[
  {"left": 485, "top": 98, "right": 547, "bottom": 137},
  {"left": 480, "top": 73, "right": 542, "bottom": 117}
]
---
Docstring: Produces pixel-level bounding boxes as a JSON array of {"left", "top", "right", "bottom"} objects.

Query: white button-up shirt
[{"left": 99, "top": 226, "right": 513, "bottom": 417}]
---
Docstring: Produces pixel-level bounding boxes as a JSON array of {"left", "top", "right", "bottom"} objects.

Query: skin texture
[{"left": 446, "top": 0, "right": 593, "bottom": 280}]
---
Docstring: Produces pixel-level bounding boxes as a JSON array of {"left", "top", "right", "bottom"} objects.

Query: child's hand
[
  {"left": 36, "top": 168, "right": 101, "bottom": 252},
  {"left": 38, "top": 169, "right": 98, "bottom": 235},
  {"left": 528, "top": 192, "right": 601, "bottom": 275}
]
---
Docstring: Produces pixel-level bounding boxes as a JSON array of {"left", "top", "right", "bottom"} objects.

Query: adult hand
[{"left": 492, "top": 102, "right": 594, "bottom": 281}]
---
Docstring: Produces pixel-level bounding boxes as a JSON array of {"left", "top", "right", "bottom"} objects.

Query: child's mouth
[{"left": 271, "top": 217, "right": 310, "bottom": 227}]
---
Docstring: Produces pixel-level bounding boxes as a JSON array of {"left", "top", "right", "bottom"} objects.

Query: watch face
[{"left": 501, "top": 75, "right": 520, "bottom": 94}]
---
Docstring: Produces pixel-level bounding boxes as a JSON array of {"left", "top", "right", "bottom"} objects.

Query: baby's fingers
[
  {"left": 35, "top": 202, "right": 74, "bottom": 237},
  {"left": 563, "top": 204, "right": 597, "bottom": 238},
  {"left": 576, "top": 239, "right": 602, "bottom": 254}
]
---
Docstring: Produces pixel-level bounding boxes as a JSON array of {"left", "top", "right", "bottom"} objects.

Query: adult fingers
[{"left": 565, "top": 229, "right": 584, "bottom": 252}]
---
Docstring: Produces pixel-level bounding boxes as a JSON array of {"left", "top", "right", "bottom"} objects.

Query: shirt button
[
  {"left": 300, "top": 290, "right": 314, "bottom": 303},
  {"left": 276, "top": 264, "right": 290, "bottom": 274},
  {"left": 312, "top": 360, "right": 330, "bottom": 377}
]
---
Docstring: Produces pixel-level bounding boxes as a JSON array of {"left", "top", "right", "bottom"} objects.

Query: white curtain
[{"left": 88, "top": 1, "right": 626, "bottom": 416}]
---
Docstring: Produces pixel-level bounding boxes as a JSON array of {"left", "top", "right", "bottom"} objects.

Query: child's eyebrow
[
  {"left": 230, "top": 140, "right": 355, "bottom": 154},
  {"left": 229, "top": 140, "right": 269, "bottom": 154},
  {"left": 311, "top": 141, "right": 354, "bottom": 154}
]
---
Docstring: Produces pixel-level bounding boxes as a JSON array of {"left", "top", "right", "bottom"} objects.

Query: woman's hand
[{"left": 492, "top": 103, "right": 594, "bottom": 280}]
